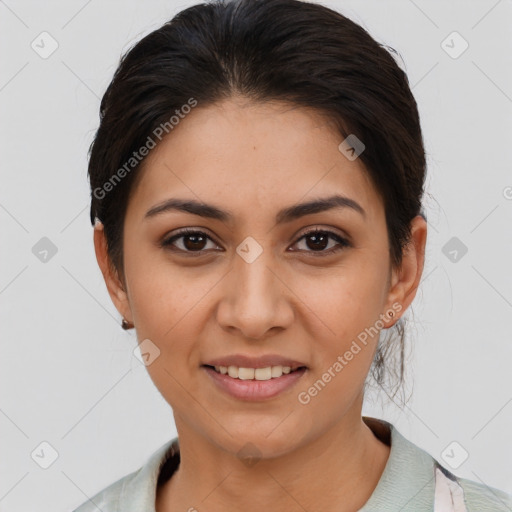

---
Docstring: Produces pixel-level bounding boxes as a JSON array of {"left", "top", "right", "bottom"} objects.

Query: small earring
[{"left": 121, "top": 318, "right": 134, "bottom": 330}]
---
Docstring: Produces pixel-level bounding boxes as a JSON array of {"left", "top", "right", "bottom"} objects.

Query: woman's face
[{"left": 96, "top": 98, "right": 424, "bottom": 457}]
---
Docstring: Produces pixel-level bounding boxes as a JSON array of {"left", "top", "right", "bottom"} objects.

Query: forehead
[{"left": 126, "top": 98, "right": 384, "bottom": 226}]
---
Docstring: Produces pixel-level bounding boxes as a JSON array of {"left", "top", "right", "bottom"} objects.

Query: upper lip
[{"left": 203, "top": 354, "right": 308, "bottom": 370}]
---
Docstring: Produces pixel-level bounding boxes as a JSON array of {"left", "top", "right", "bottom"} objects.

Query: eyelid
[
  {"left": 160, "top": 226, "right": 351, "bottom": 255},
  {"left": 292, "top": 227, "right": 351, "bottom": 255},
  {"left": 296, "top": 225, "right": 350, "bottom": 243},
  {"left": 160, "top": 227, "right": 222, "bottom": 253}
]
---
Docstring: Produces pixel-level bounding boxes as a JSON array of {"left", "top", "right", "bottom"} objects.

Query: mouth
[
  {"left": 201, "top": 364, "right": 308, "bottom": 381},
  {"left": 201, "top": 364, "right": 308, "bottom": 401}
]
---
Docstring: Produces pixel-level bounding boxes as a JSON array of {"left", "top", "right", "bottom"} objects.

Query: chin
[{"left": 212, "top": 419, "right": 314, "bottom": 461}]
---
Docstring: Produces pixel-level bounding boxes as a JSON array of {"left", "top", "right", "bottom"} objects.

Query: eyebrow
[{"left": 144, "top": 194, "right": 366, "bottom": 224}]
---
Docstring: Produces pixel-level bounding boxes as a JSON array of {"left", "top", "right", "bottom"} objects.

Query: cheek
[
  {"left": 125, "top": 251, "right": 211, "bottom": 339},
  {"left": 129, "top": 276, "right": 204, "bottom": 411},
  {"left": 301, "top": 263, "right": 387, "bottom": 340},
  {"left": 123, "top": 252, "right": 216, "bottom": 379},
  {"left": 293, "top": 260, "right": 388, "bottom": 395},
  {"left": 294, "top": 273, "right": 384, "bottom": 410}
]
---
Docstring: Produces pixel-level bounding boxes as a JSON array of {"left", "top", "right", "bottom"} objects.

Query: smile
[
  {"left": 202, "top": 365, "right": 308, "bottom": 401},
  {"left": 205, "top": 364, "right": 306, "bottom": 381}
]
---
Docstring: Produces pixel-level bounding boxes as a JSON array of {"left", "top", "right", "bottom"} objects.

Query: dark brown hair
[{"left": 88, "top": 0, "right": 427, "bottom": 399}]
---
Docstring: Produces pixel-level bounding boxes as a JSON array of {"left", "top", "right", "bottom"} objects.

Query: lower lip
[{"left": 202, "top": 366, "right": 307, "bottom": 401}]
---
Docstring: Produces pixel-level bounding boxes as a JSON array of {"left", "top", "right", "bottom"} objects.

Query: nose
[{"left": 216, "top": 246, "right": 295, "bottom": 340}]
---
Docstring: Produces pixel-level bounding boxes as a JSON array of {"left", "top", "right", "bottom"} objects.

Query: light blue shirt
[{"left": 72, "top": 417, "right": 512, "bottom": 511}]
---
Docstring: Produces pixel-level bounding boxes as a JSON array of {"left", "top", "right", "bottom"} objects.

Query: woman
[{"left": 74, "top": 0, "right": 512, "bottom": 510}]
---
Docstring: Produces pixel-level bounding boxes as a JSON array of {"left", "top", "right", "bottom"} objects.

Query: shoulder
[
  {"left": 455, "top": 472, "right": 512, "bottom": 511},
  {"left": 71, "top": 438, "right": 178, "bottom": 512},
  {"left": 432, "top": 455, "right": 512, "bottom": 511},
  {"left": 71, "top": 469, "right": 136, "bottom": 512},
  {"left": 362, "top": 418, "right": 511, "bottom": 512}
]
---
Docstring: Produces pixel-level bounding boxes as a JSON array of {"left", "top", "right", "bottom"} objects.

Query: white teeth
[
  {"left": 255, "top": 367, "right": 272, "bottom": 380},
  {"left": 239, "top": 367, "right": 255, "bottom": 380},
  {"left": 211, "top": 365, "right": 299, "bottom": 380},
  {"left": 271, "top": 366, "right": 282, "bottom": 378}
]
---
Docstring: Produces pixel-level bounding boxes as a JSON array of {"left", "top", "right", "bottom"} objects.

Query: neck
[{"left": 156, "top": 411, "right": 390, "bottom": 512}]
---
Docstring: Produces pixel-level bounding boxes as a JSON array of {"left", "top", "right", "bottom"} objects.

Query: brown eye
[
  {"left": 161, "top": 229, "right": 220, "bottom": 254},
  {"left": 160, "top": 227, "right": 350, "bottom": 257},
  {"left": 292, "top": 228, "right": 350, "bottom": 256}
]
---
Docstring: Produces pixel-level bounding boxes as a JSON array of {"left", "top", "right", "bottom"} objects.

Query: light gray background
[{"left": 1, "top": 0, "right": 511, "bottom": 510}]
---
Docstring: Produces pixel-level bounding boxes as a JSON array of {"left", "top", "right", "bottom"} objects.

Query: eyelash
[{"left": 160, "top": 227, "right": 351, "bottom": 257}]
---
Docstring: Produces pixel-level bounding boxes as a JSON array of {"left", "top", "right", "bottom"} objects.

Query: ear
[
  {"left": 383, "top": 215, "right": 427, "bottom": 326},
  {"left": 93, "top": 220, "right": 133, "bottom": 325}
]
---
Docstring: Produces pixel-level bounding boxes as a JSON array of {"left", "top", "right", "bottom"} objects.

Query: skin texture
[{"left": 94, "top": 97, "right": 427, "bottom": 511}]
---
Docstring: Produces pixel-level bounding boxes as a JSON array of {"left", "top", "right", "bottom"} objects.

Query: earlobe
[
  {"left": 93, "top": 221, "right": 133, "bottom": 325},
  {"left": 383, "top": 215, "right": 427, "bottom": 325}
]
